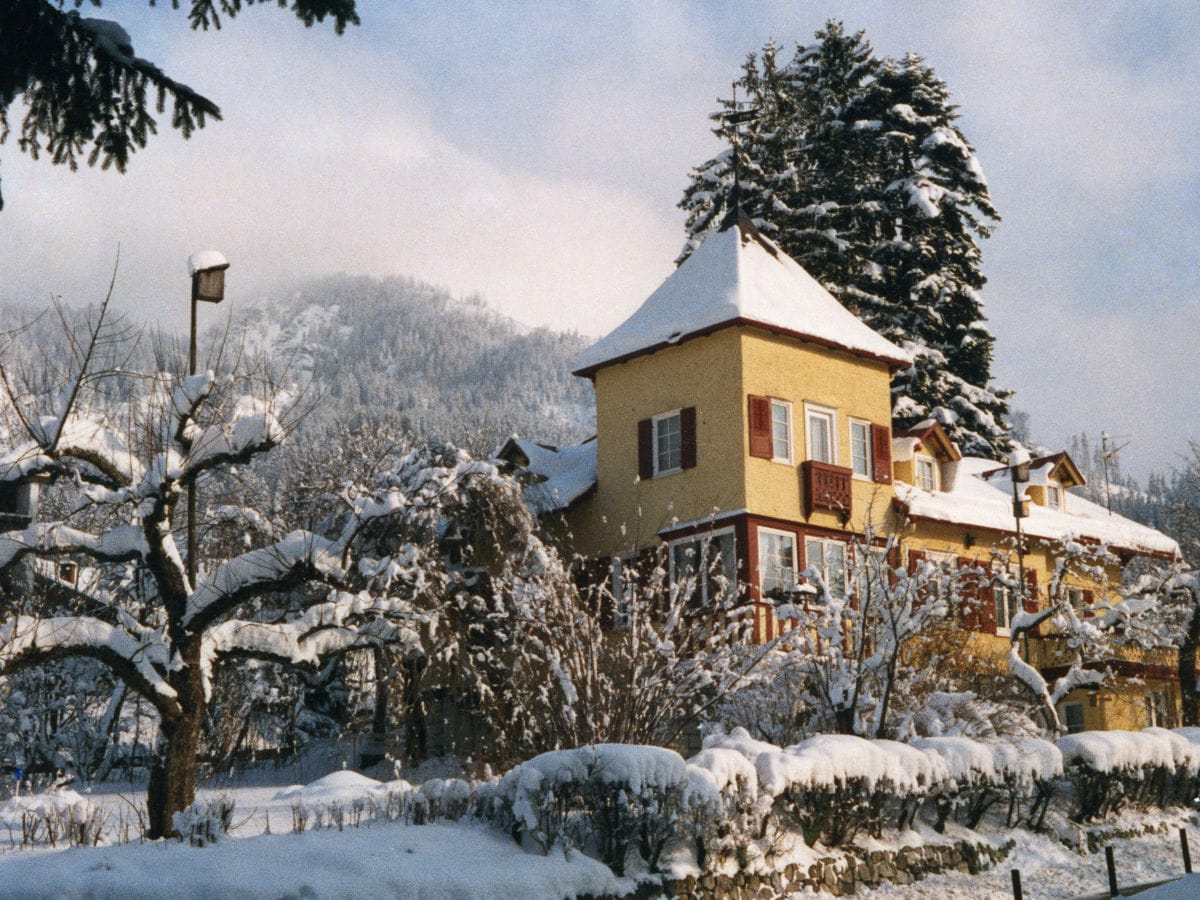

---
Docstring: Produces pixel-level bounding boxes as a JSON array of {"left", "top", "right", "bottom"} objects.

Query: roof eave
[{"left": 573, "top": 317, "right": 911, "bottom": 380}]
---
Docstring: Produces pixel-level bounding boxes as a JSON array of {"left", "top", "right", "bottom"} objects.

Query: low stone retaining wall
[{"left": 591, "top": 838, "right": 1014, "bottom": 899}]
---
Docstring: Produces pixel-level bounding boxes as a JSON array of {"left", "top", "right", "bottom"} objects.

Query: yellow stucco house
[{"left": 500, "top": 214, "right": 1182, "bottom": 733}]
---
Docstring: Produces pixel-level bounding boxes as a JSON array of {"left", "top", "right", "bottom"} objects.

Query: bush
[{"left": 490, "top": 744, "right": 715, "bottom": 875}]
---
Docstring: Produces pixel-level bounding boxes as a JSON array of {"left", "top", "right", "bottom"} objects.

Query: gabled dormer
[
  {"left": 978, "top": 451, "right": 1086, "bottom": 512},
  {"left": 892, "top": 420, "right": 962, "bottom": 493}
]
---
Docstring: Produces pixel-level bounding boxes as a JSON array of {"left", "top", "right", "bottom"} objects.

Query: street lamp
[
  {"left": 185, "top": 250, "right": 229, "bottom": 584},
  {"left": 1008, "top": 447, "right": 1031, "bottom": 629}
]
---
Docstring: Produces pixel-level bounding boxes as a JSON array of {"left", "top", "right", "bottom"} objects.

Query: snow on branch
[
  {"left": 0, "top": 413, "right": 142, "bottom": 487},
  {"left": 183, "top": 531, "right": 346, "bottom": 630},
  {"left": 179, "top": 396, "right": 285, "bottom": 484},
  {"left": 202, "top": 591, "right": 419, "bottom": 691},
  {"left": 0, "top": 522, "right": 148, "bottom": 569},
  {"left": 0, "top": 615, "right": 177, "bottom": 712}
]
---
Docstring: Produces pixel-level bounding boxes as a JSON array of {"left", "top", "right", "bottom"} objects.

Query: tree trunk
[
  {"left": 402, "top": 655, "right": 428, "bottom": 764},
  {"left": 360, "top": 646, "right": 391, "bottom": 769},
  {"left": 147, "top": 641, "right": 206, "bottom": 839},
  {"left": 834, "top": 705, "right": 857, "bottom": 735},
  {"left": 1179, "top": 599, "right": 1200, "bottom": 726}
]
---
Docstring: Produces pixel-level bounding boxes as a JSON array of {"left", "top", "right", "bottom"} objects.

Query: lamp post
[
  {"left": 1008, "top": 447, "right": 1031, "bottom": 638},
  {"left": 186, "top": 251, "right": 229, "bottom": 584}
]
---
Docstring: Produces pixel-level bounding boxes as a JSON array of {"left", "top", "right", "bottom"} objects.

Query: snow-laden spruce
[{"left": 678, "top": 20, "right": 1011, "bottom": 458}]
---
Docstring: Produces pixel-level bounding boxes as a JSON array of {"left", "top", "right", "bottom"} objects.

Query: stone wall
[{"left": 588, "top": 838, "right": 1015, "bottom": 899}]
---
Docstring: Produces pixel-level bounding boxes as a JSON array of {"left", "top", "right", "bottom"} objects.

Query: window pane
[
  {"left": 771, "top": 402, "right": 790, "bottom": 461},
  {"left": 671, "top": 540, "right": 699, "bottom": 604},
  {"left": 808, "top": 413, "right": 832, "bottom": 463},
  {"left": 656, "top": 414, "right": 681, "bottom": 473},
  {"left": 917, "top": 459, "right": 935, "bottom": 491},
  {"left": 759, "top": 531, "right": 795, "bottom": 597},
  {"left": 850, "top": 421, "right": 870, "bottom": 476},
  {"left": 706, "top": 533, "right": 737, "bottom": 605},
  {"left": 827, "top": 542, "right": 846, "bottom": 600}
]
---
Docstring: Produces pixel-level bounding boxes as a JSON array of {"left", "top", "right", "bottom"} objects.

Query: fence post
[
  {"left": 1182, "top": 828, "right": 1193, "bottom": 875},
  {"left": 1105, "top": 845, "right": 1118, "bottom": 897},
  {"left": 1011, "top": 868, "right": 1023, "bottom": 900}
]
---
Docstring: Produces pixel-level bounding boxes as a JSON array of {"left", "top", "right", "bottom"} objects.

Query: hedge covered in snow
[{"left": 474, "top": 727, "right": 1200, "bottom": 877}]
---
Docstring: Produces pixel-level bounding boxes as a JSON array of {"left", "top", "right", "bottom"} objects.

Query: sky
[{"left": 1, "top": 1, "right": 1197, "bottom": 481}]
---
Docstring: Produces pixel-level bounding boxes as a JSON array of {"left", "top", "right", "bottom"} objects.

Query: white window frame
[
  {"left": 1146, "top": 690, "right": 1170, "bottom": 728},
  {"left": 994, "top": 582, "right": 1019, "bottom": 636},
  {"left": 1045, "top": 482, "right": 1062, "bottom": 510},
  {"left": 923, "top": 549, "right": 957, "bottom": 601},
  {"left": 915, "top": 455, "right": 938, "bottom": 492},
  {"left": 757, "top": 526, "right": 797, "bottom": 601},
  {"left": 804, "top": 536, "right": 849, "bottom": 602},
  {"left": 652, "top": 409, "right": 682, "bottom": 477},
  {"left": 769, "top": 399, "right": 793, "bottom": 464},
  {"left": 849, "top": 418, "right": 873, "bottom": 480},
  {"left": 804, "top": 402, "right": 837, "bottom": 465},
  {"left": 1061, "top": 701, "right": 1085, "bottom": 734},
  {"left": 610, "top": 556, "right": 633, "bottom": 630},
  {"left": 667, "top": 527, "right": 737, "bottom": 608},
  {"left": 1066, "top": 586, "right": 1086, "bottom": 611}
]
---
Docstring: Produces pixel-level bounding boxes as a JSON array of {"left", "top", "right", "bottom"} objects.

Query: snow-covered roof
[
  {"left": 896, "top": 457, "right": 1180, "bottom": 559},
  {"left": 573, "top": 217, "right": 911, "bottom": 377},
  {"left": 188, "top": 250, "right": 229, "bottom": 275},
  {"left": 497, "top": 438, "right": 597, "bottom": 514},
  {"left": 893, "top": 419, "right": 961, "bottom": 462}
]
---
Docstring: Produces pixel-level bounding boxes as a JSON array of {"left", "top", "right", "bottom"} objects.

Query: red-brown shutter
[
  {"left": 748, "top": 395, "right": 772, "bottom": 459},
  {"left": 979, "top": 562, "right": 997, "bottom": 634},
  {"left": 907, "top": 549, "right": 926, "bottom": 575},
  {"left": 871, "top": 423, "right": 892, "bottom": 484},
  {"left": 680, "top": 406, "right": 697, "bottom": 470},
  {"left": 959, "top": 556, "right": 980, "bottom": 630},
  {"left": 637, "top": 418, "right": 653, "bottom": 480},
  {"left": 1023, "top": 570, "right": 1040, "bottom": 635},
  {"left": 1082, "top": 588, "right": 1096, "bottom": 619}
]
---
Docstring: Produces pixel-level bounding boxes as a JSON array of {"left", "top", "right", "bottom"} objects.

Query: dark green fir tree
[{"left": 679, "top": 21, "right": 1012, "bottom": 459}]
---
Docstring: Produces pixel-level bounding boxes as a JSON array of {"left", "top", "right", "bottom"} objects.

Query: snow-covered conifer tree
[{"left": 679, "top": 22, "right": 1012, "bottom": 459}]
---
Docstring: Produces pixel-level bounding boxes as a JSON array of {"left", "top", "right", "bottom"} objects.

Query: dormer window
[
  {"left": 653, "top": 410, "right": 682, "bottom": 476},
  {"left": 1046, "top": 483, "right": 1062, "bottom": 510},
  {"left": 915, "top": 456, "right": 938, "bottom": 491}
]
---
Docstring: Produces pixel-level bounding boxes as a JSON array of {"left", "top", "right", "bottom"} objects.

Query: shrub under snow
[
  {"left": 489, "top": 744, "right": 717, "bottom": 874},
  {"left": 1058, "top": 728, "right": 1200, "bottom": 821}
]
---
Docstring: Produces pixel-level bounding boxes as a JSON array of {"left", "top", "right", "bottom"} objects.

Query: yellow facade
[
  {"left": 566, "top": 324, "right": 898, "bottom": 557},
  {"left": 548, "top": 223, "right": 1182, "bottom": 734},
  {"left": 740, "top": 330, "right": 895, "bottom": 534},
  {"left": 566, "top": 327, "right": 747, "bottom": 558}
]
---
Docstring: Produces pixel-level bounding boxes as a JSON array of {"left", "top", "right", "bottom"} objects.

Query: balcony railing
[{"left": 801, "top": 460, "right": 853, "bottom": 520}]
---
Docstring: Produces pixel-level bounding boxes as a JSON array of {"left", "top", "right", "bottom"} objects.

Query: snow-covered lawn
[
  {"left": 0, "top": 819, "right": 623, "bottom": 899},
  {"left": 0, "top": 772, "right": 626, "bottom": 899}
]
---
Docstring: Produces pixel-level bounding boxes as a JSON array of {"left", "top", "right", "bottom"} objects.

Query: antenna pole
[{"left": 1101, "top": 432, "right": 1112, "bottom": 515}]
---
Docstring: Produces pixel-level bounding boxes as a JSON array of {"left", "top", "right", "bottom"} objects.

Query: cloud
[{"left": 1, "top": 1, "right": 1196, "bottom": 479}]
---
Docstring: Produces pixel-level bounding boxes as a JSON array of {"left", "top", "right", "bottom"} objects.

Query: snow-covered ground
[
  {"left": 0, "top": 819, "right": 623, "bottom": 899},
  {"left": 0, "top": 763, "right": 1196, "bottom": 898},
  {"left": 0, "top": 769, "right": 627, "bottom": 899},
  {"left": 861, "top": 813, "right": 1199, "bottom": 899}
]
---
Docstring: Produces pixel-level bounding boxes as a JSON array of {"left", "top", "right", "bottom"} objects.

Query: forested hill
[{"left": 223, "top": 274, "right": 595, "bottom": 452}]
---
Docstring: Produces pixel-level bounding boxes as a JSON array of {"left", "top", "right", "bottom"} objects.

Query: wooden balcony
[{"left": 801, "top": 460, "right": 853, "bottom": 520}]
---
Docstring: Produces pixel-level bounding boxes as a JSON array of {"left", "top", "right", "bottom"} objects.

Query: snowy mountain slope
[{"left": 222, "top": 275, "right": 594, "bottom": 451}]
